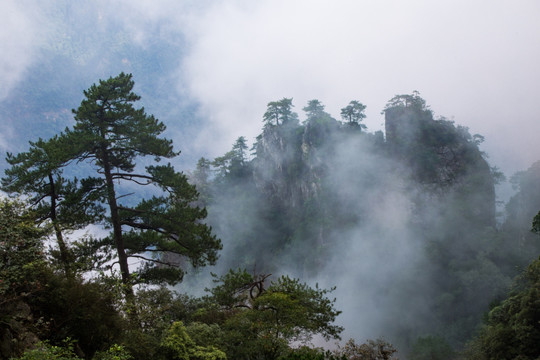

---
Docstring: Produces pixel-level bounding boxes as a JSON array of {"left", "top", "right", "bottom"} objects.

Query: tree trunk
[
  {"left": 48, "top": 173, "right": 72, "bottom": 278},
  {"left": 101, "top": 146, "right": 133, "bottom": 297}
]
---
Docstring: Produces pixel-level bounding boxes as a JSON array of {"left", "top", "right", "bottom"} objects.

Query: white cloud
[
  {"left": 2, "top": 0, "right": 538, "bottom": 173},
  {"left": 177, "top": 0, "right": 540, "bottom": 173},
  {"left": 0, "top": 123, "right": 14, "bottom": 151},
  {"left": 0, "top": 1, "right": 46, "bottom": 100}
]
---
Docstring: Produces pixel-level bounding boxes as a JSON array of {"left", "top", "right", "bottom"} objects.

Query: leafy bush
[
  {"left": 13, "top": 339, "right": 80, "bottom": 360},
  {"left": 160, "top": 321, "right": 226, "bottom": 360},
  {"left": 92, "top": 344, "right": 132, "bottom": 360}
]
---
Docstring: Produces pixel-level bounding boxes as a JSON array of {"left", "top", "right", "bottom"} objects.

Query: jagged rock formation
[
  {"left": 384, "top": 95, "right": 496, "bottom": 227},
  {"left": 206, "top": 95, "right": 499, "bottom": 274},
  {"left": 198, "top": 94, "right": 508, "bottom": 351}
]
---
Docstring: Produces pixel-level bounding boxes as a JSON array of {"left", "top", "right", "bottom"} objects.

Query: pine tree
[
  {"left": 67, "top": 73, "right": 221, "bottom": 294},
  {"left": 263, "top": 98, "right": 298, "bottom": 126},
  {"left": 340, "top": 100, "right": 367, "bottom": 129},
  {"left": 2, "top": 135, "right": 103, "bottom": 277}
]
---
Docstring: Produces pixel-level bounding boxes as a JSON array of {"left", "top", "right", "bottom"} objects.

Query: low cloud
[
  {"left": 0, "top": 1, "right": 45, "bottom": 100},
  {"left": 177, "top": 0, "right": 540, "bottom": 173},
  {"left": 2, "top": 1, "right": 538, "bottom": 174}
]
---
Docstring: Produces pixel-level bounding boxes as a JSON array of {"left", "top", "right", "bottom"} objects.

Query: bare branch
[
  {"left": 116, "top": 192, "right": 135, "bottom": 200},
  {"left": 127, "top": 254, "right": 177, "bottom": 267},
  {"left": 111, "top": 173, "right": 155, "bottom": 181}
]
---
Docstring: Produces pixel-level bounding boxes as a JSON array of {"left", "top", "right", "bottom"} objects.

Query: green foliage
[
  {"left": 205, "top": 268, "right": 256, "bottom": 308},
  {"left": 211, "top": 137, "right": 251, "bottom": 182},
  {"left": 333, "top": 338, "right": 397, "bottom": 360},
  {"left": 280, "top": 346, "right": 345, "bottom": 360},
  {"left": 6, "top": 84, "right": 540, "bottom": 360},
  {"left": 201, "top": 269, "right": 342, "bottom": 360},
  {"left": 160, "top": 322, "right": 227, "bottom": 360},
  {"left": 117, "top": 288, "right": 208, "bottom": 360},
  {"left": 0, "top": 199, "right": 49, "bottom": 358},
  {"left": 464, "top": 256, "right": 540, "bottom": 360},
  {"left": 0, "top": 200, "right": 48, "bottom": 359},
  {"left": 1, "top": 73, "right": 222, "bottom": 358},
  {"left": 185, "top": 322, "right": 225, "bottom": 350},
  {"left": 12, "top": 340, "right": 81, "bottom": 360},
  {"left": 30, "top": 275, "right": 125, "bottom": 358},
  {"left": 340, "top": 101, "right": 367, "bottom": 130},
  {"left": 161, "top": 322, "right": 193, "bottom": 360},
  {"left": 302, "top": 99, "right": 340, "bottom": 149},
  {"left": 92, "top": 344, "right": 132, "bottom": 360},
  {"left": 70, "top": 72, "right": 176, "bottom": 168},
  {"left": 134, "top": 286, "right": 199, "bottom": 337},
  {"left": 383, "top": 91, "right": 486, "bottom": 189},
  {"left": 303, "top": 100, "right": 328, "bottom": 121},
  {"left": 0, "top": 199, "right": 126, "bottom": 359},
  {"left": 2, "top": 135, "right": 105, "bottom": 235},
  {"left": 0, "top": 199, "right": 47, "bottom": 301},
  {"left": 408, "top": 336, "right": 454, "bottom": 360},
  {"left": 383, "top": 91, "right": 429, "bottom": 113},
  {"left": 190, "top": 157, "right": 213, "bottom": 205},
  {"left": 533, "top": 211, "right": 540, "bottom": 234},
  {"left": 260, "top": 276, "right": 343, "bottom": 341},
  {"left": 59, "top": 73, "right": 221, "bottom": 290},
  {"left": 119, "top": 165, "right": 221, "bottom": 284},
  {"left": 263, "top": 98, "right": 299, "bottom": 126}
]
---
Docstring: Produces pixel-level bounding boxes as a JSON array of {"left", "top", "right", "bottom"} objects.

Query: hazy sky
[{"left": 1, "top": 0, "right": 539, "bottom": 175}]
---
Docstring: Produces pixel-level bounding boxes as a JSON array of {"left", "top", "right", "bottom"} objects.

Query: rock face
[
  {"left": 503, "top": 160, "right": 540, "bottom": 253},
  {"left": 253, "top": 122, "right": 306, "bottom": 209},
  {"left": 251, "top": 102, "right": 496, "bottom": 237},
  {"left": 211, "top": 95, "right": 500, "bottom": 276},
  {"left": 0, "top": 301, "right": 39, "bottom": 359},
  {"left": 252, "top": 118, "right": 340, "bottom": 216},
  {"left": 384, "top": 104, "right": 496, "bottom": 227},
  {"left": 249, "top": 117, "right": 345, "bottom": 271}
]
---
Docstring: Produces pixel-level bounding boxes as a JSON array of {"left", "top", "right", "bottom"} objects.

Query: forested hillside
[{"left": 1, "top": 75, "right": 539, "bottom": 359}]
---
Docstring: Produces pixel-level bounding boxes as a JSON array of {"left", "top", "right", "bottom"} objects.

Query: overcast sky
[{"left": 1, "top": 0, "right": 539, "bottom": 175}]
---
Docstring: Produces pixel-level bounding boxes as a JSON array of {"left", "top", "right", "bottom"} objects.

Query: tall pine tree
[{"left": 65, "top": 73, "right": 221, "bottom": 294}]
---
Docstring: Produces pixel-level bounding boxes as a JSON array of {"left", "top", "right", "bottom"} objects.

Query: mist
[
  {"left": 1, "top": 1, "right": 540, "bottom": 357},
  {"left": 1, "top": 1, "right": 540, "bottom": 174},
  {"left": 180, "top": 93, "right": 540, "bottom": 354}
]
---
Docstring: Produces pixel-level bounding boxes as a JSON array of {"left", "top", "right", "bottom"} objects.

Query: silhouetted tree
[
  {"left": 2, "top": 135, "right": 103, "bottom": 276},
  {"left": 340, "top": 100, "right": 367, "bottom": 130},
  {"left": 263, "top": 98, "right": 298, "bottom": 126},
  {"left": 67, "top": 73, "right": 221, "bottom": 295}
]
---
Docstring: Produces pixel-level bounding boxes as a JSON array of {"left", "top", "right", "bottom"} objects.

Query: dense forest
[{"left": 1, "top": 74, "right": 539, "bottom": 360}]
